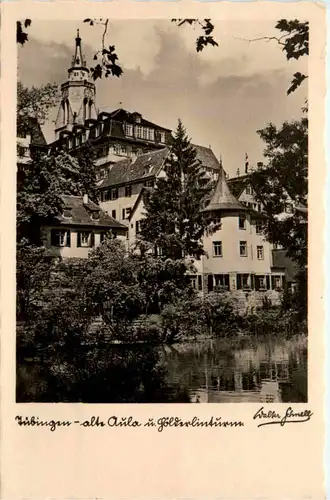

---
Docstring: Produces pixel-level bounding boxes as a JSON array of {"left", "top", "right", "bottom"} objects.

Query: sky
[{"left": 18, "top": 19, "right": 308, "bottom": 177}]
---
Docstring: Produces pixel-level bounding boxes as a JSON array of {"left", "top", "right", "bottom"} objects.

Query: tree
[
  {"left": 73, "top": 141, "right": 99, "bottom": 203},
  {"left": 17, "top": 150, "right": 92, "bottom": 244},
  {"left": 83, "top": 237, "right": 194, "bottom": 338},
  {"left": 140, "top": 120, "right": 214, "bottom": 260},
  {"left": 250, "top": 115, "right": 308, "bottom": 268},
  {"left": 17, "top": 81, "right": 60, "bottom": 131}
]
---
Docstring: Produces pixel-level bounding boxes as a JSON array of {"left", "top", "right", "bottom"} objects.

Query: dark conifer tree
[{"left": 140, "top": 119, "right": 214, "bottom": 259}]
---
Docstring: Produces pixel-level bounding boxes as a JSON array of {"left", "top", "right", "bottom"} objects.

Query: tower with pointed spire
[{"left": 55, "top": 30, "right": 97, "bottom": 139}]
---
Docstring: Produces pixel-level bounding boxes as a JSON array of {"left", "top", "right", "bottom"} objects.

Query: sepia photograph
[{"left": 16, "top": 17, "right": 308, "bottom": 404}]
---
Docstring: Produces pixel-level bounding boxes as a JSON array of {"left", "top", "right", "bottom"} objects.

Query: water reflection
[
  {"left": 17, "top": 335, "right": 307, "bottom": 403},
  {"left": 160, "top": 335, "right": 307, "bottom": 403}
]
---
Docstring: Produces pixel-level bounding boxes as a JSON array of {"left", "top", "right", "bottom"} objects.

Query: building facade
[
  {"left": 41, "top": 194, "right": 127, "bottom": 259},
  {"left": 51, "top": 33, "right": 172, "bottom": 183}
]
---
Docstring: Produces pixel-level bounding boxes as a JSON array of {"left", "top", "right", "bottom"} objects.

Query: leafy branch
[
  {"left": 17, "top": 19, "right": 31, "bottom": 45},
  {"left": 237, "top": 19, "right": 309, "bottom": 95},
  {"left": 172, "top": 19, "right": 219, "bottom": 52},
  {"left": 83, "top": 18, "right": 123, "bottom": 80}
]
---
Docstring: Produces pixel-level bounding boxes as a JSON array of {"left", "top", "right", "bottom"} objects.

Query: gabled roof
[
  {"left": 56, "top": 195, "right": 127, "bottom": 229},
  {"left": 271, "top": 249, "right": 299, "bottom": 282},
  {"left": 100, "top": 148, "right": 170, "bottom": 188},
  {"left": 99, "top": 144, "right": 221, "bottom": 189},
  {"left": 227, "top": 174, "right": 251, "bottom": 198},
  {"left": 17, "top": 117, "right": 47, "bottom": 146},
  {"left": 204, "top": 167, "right": 247, "bottom": 212}
]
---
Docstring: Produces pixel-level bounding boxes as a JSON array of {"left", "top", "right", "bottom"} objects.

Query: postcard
[{"left": 0, "top": 1, "right": 326, "bottom": 498}]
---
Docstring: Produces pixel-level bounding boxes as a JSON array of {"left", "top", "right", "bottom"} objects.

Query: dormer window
[
  {"left": 63, "top": 208, "right": 72, "bottom": 219},
  {"left": 133, "top": 113, "right": 141, "bottom": 123},
  {"left": 91, "top": 210, "right": 100, "bottom": 221}
]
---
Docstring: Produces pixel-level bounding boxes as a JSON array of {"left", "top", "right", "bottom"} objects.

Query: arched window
[
  {"left": 83, "top": 98, "right": 88, "bottom": 121},
  {"left": 66, "top": 100, "right": 70, "bottom": 124}
]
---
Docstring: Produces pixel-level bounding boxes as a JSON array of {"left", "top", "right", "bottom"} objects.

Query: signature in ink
[{"left": 253, "top": 406, "right": 313, "bottom": 428}]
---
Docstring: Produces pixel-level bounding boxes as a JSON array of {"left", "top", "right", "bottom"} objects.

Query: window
[
  {"left": 258, "top": 276, "right": 266, "bottom": 289},
  {"left": 112, "top": 210, "right": 116, "bottom": 219},
  {"left": 125, "top": 124, "right": 133, "bottom": 136},
  {"left": 242, "top": 274, "right": 249, "bottom": 288},
  {"left": 17, "top": 130, "right": 26, "bottom": 139},
  {"left": 214, "top": 274, "right": 229, "bottom": 289},
  {"left": 125, "top": 185, "right": 132, "bottom": 197},
  {"left": 77, "top": 231, "right": 94, "bottom": 248},
  {"left": 17, "top": 145, "right": 30, "bottom": 157},
  {"left": 239, "top": 214, "right": 246, "bottom": 230},
  {"left": 213, "top": 216, "right": 222, "bottom": 228},
  {"left": 51, "top": 229, "right": 70, "bottom": 247},
  {"left": 100, "top": 232, "right": 107, "bottom": 243},
  {"left": 144, "top": 179, "right": 154, "bottom": 188},
  {"left": 96, "top": 145, "right": 108, "bottom": 158},
  {"left": 213, "top": 241, "right": 223, "bottom": 257},
  {"left": 135, "top": 220, "right": 141, "bottom": 234},
  {"left": 136, "top": 125, "right": 143, "bottom": 139},
  {"left": 103, "top": 190, "right": 111, "bottom": 202},
  {"left": 246, "top": 185, "right": 251, "bottom": 195},
  {"left": 257, "top": 246, "right": 264, "bottom": 260},
  {"left": 240, "top": 241, "right": 247, "bottom": 257},
  {"left": 190, "top": 276, "right": 197, "bottom": 290},
  {"left": 111, "top": 188, "right": 118, "bottom": 200},
  {"left": 257, "top": 203, "right": 262, "bottom": 212},
  {"left": 143, "top": 127, "right": 148, "bottom": 140},
  {"left": 256, "top": 221, "right": 263, "bottom": 234},
  {"left": 160, "top": 131, "right": 166, "bottom": 143},
  {"left": 122, "top": 207, "right": 131, "bottom": 219},
  {"left": 147, "top": 129, "right": 155, "bottom": 141}
]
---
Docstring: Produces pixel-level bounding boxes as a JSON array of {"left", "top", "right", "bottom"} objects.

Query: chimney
[
  {"left": 257, "top": 161, "right": 264, "bottom": 169},
  {"left": 236, "top": 168, "right": 240, "bottom": 177},
  {"left": 83, "top": 193, "right": 88, "bottom": 204}
]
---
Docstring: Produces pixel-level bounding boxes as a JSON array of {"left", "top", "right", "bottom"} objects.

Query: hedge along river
[{"left": 16, "top": 334, "right": 307, "bottom": 403}]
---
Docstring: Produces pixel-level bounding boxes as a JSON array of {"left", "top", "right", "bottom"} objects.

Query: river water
[
  {"left": 160, "top": 334, "right": 307, "bottom": 403},
  {"left": 17, "top": 334, "right": 307, "bottom": 403}
]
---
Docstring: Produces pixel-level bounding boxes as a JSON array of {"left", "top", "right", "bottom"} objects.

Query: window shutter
[
  {"left": 237, "top": 274, "right": 242, "bottom": 290},
  {"left": 198, "top": 275, "right": 202, "bottom": 291},
  {"left": 266, "top": 275, "right": 270, "bottom": 290},
  {"left": 90, "top": 232, "right": 95, "bottom": 247},
  {"left": 77, "top": 232, "right": 81, "bottom": 247},
  {"left": 66, "top": 230, "right": 71, "bottom": 247},
  {"left": 51, "top": 230, "right": 57, "bottom": 246},
  {"left": 207, "top": 275, "right": 213, "bottom": 292}
]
